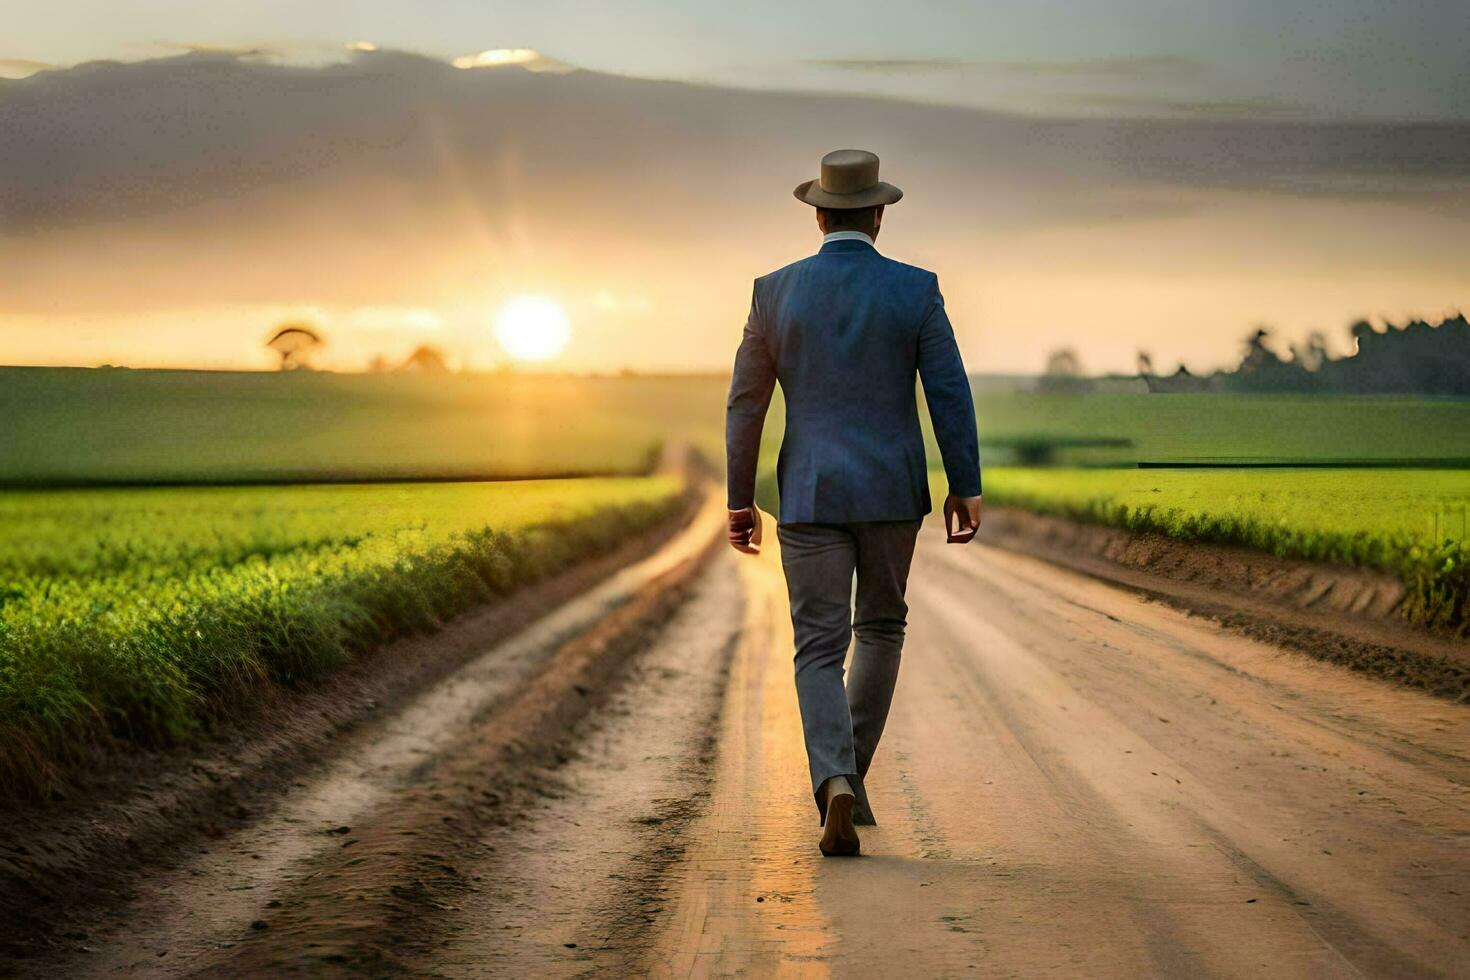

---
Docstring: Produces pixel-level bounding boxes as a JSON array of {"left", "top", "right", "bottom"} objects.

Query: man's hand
[
  {"left": 728, "top": 507, "right": 763, "bottom": 555},
  {"left": 943, "top": 494, "right": 982, "bottom": 544}
]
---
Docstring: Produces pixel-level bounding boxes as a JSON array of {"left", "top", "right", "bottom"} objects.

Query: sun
[{"left": 494, "top": 296, "right": 571, "bottom": 364}]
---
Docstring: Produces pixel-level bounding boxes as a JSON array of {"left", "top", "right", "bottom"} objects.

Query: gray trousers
[{"left": 776, "top": 520, "right": 921, "bottom": 826}]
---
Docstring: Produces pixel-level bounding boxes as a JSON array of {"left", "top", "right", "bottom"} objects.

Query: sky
[
  {"left": 5, "top": 0, "right": 1469, "bottom": 120},
  {"left": 1, "top": 3, "right": 1468, "bottom": 375}
]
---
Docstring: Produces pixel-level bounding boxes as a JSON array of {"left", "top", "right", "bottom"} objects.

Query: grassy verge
[
  {"left": 943, "top": 468, "right": 1469, "bottom": 633},
  {"left": 0, "top": 477, "right": 685, "bottom": 792}
]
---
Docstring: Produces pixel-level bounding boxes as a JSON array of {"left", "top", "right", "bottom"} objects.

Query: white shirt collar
[{"left": 822, "top": 230, "right": 875, "bottom": 247}]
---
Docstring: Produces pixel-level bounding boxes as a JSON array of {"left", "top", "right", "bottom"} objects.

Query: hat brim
[{"left": 793, "top": 179, "right": 903, "bottom": 209}]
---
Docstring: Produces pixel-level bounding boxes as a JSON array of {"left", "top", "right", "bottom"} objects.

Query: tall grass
[
  {"left": 965, "top": 468, "right": 1469, "bottom": 633},
  {"left": 0, "top": 478, "right": 684, "bottom": 793}
]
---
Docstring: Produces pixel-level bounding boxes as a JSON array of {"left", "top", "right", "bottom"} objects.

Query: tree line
[{"left": 1143, "top": 314, "right": 1470, "bottom": 395}]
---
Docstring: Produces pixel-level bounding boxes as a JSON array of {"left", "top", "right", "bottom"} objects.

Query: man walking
[{"left": 725, "top": 149, "right": 983, "bottom": 856}]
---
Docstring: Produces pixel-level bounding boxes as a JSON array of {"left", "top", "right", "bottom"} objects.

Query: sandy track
[{"left": 17, "top": 516, "right": 1469, "bottom": 977}]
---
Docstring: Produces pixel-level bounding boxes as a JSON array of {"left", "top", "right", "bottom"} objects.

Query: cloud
[
  {"left": 804, "top": 57, "right": 976, "bottom": 74},
  {"left": 806, "top": 54, "right": 1205, "bottom": 79},
  {"left": 986, "top": 55, "right": 1205, "bottom": 78},
  {"left": 147, "top": 41, "right": 282, "bottom": 60},
  {"left": 1061, "top": 92, "right": 1307, "bottom": 118},
  {"left": 0, "top": 47, "right": 1463, "bottom": 273},
  {"left": 450, "top": 48, "right": 572, "bottom": 74},
  {"left": 0, "top": 57, "right": 54, "bottom": 79}
]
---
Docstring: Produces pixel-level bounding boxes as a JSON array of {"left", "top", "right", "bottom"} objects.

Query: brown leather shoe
[{"left": 819, "top": 792, "right": 861, "bottom": 856}]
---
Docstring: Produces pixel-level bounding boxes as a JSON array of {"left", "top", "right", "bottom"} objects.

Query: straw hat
[{"left": 793, "top": 149, "right": 903, "bottom": 209}]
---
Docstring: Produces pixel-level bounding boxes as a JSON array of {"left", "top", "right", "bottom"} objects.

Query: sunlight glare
[
  {"left": 452, "top": 48, "right": 541, "bottom": 70},
  {"left": 494, "top": 296, "right": 571, "bottom": 363}
]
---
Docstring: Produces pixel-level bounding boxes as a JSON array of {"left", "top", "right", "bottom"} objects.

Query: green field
[
  {"left": 0, "top": 368, "right": 726, "bottom": 485},
  {"left": 950, "top": 468, "right": 1470, "bottom": 632},
  {"left": 0, "top": 477, "right": 683, "bottom": 791},
  {"left": 7, "top": 368, "right": 1470, "bottom": 485},
  {"left": 967, "top": 390, "right": 1470, "bottom": 466}
]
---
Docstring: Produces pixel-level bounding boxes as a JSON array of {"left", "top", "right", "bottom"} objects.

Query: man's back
[
  {"left": 723, "top": 148, "right": 983, "bottom": 856},
  {"left": 726, "top": 236, "right": 980, "bottom": 524}
]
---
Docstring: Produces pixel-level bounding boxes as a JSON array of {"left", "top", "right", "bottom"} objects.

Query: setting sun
[{"left": 494, "top": 296, "right": 571, "bottom": 364}]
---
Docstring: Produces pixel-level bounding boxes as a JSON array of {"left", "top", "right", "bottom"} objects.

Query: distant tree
[
  {"left": 1348, "top": 319, "right": 1376, "bottom": 354},
  {"left": 1144, "top": 361, "right": 1220, "bottom": 393},
  {"left": 1239, "top": 328, "right": 1278, "bottom": 371},
  {"left": 265, "top": 323, "right": 323, "bottom": 371},
  {"left": 1136, "top": 350, "right": 1154, "bottom": 377},
  {"left": 1045, "top": 348, "right": 1081, "bottom": 377},
  {"left": 399, "top": 344, "right": 451, "bottom": 373},
  {"left": 1197, "top": 313, "right": 1470, "bottom": 396},
  {"left": 1227, "top": 327, "right": 1309, "bottom": 392},
  {"left": 1039, "top": 347, "right": 1090, "bottom": 393},
  {"left": 1289, "top": 330, "right": 1329, "bottom": 372},
  {"left": 1326, "top": 313, "right": 1470, "bottom": 395}
]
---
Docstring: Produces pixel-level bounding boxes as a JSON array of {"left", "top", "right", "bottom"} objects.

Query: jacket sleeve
[
  {"left": 725, "top": 282, "right": 777, "bottom": 510},
  {"left": 916, "top": 278, "right": 982, "bottom": 497}
]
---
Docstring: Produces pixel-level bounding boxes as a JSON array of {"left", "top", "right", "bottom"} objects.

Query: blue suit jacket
[{"left": 726, "top": 238, "right": 981, "bottom": 524}]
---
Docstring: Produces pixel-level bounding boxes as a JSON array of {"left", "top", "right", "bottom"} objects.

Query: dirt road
[
  {"left": 643, "top": 533, "right": 1470, "bottom": 978},
  {"left": 34, "top": 517, "right": 1470, "bottom": 977}
]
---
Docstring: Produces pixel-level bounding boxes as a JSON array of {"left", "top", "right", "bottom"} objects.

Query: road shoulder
[{"left": 978, "top": 506, "right": 1469, "bottom": 701}]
